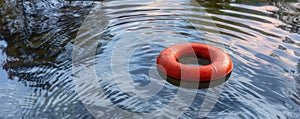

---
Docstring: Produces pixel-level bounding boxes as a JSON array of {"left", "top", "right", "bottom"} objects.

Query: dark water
[{"left": 0, "top": 0, "right": 300, "bottom": 118}]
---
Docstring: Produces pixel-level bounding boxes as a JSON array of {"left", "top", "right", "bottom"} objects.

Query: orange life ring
[{"left": 156, "top": 43, "right": 233, "bottom": 82}]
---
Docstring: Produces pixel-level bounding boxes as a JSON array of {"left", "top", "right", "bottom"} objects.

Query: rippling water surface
[{"left": 0, "top": 0, "right": 300, "bottom": 118}]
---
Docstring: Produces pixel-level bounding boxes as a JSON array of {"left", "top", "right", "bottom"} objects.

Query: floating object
[{"left": 156, "top": 43, "right": 233, "bottom": 88}]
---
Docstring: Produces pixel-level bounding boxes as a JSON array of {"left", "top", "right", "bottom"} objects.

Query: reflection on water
[
  {"left": 0, "top": 0, "right": 300, "bottom": 118},
  {"left": 1, "top": 0, "right": 95, "bottom": 118}
]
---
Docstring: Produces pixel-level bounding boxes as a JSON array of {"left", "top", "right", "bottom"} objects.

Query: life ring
[{"left": 156, "top": 43, "right": 233, "bottom": 82}]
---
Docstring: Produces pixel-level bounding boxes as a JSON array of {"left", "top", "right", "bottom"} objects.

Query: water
[{"left": 0, "top": 0, "right": 300, "bottom": 118}]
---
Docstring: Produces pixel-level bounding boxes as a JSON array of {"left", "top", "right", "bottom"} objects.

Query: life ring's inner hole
[{"left": 178, "top": 56, "right": 211, "bottom": 66}]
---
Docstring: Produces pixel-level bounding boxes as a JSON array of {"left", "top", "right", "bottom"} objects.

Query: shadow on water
[
  {"left": 0, "top": 0, "right": 300, "bottom": 118},
  {"left": 158, "top": 69, "right": 231, "bottom": 89}
]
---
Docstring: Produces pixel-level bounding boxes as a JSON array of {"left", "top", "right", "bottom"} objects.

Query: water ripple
[{"left": 0, "top": 0, "right": 300, "bottom": 118}]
